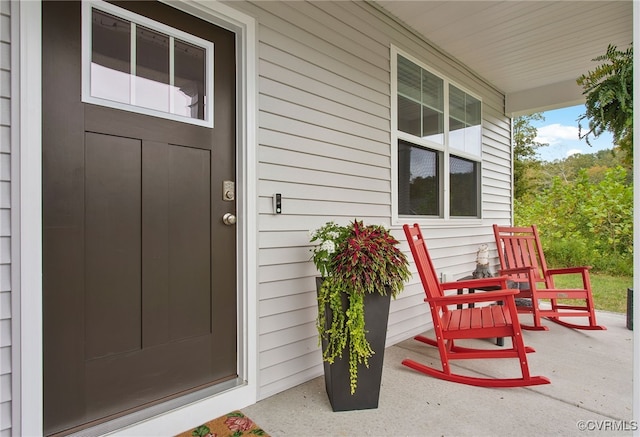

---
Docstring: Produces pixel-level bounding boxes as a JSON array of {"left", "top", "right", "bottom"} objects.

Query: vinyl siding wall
[
  {"left": 5, "top": 0, "right": 513, "bottom": 426},
  {"left": 0, "top": 1, "right": 11, "bottom": 435},
  {"left": 223, "top": 1, "right": 512, "bottom": 400}
]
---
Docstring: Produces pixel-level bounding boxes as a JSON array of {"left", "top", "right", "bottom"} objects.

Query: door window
[{"left": 83, "top": 1, "right": 213, "bottom": 127}]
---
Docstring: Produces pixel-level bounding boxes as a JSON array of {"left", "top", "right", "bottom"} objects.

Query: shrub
[{"left": 515, "top": 166, "right": 632, "bottom": 275}]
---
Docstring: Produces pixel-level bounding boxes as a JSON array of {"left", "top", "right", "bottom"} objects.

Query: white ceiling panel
[{"left": 374, "top": 1, "right": 633, "bottom": 115}]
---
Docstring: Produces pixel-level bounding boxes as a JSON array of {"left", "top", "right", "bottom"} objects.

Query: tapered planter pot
[{"left": 316, "top": 277, "right": 391, "bottom": 412}]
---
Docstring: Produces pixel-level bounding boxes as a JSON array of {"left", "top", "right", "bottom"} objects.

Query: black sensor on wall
[{"left": 273, "top": 193, "right": 282, "bottom": 214}]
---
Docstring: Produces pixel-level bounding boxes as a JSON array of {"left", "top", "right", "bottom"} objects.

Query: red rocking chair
[
  {"left": 493, "top": 224, "right": 606, "bottom": 331},
  {"left": 402, "top": 224, "right": 550, "bottom": 388}
]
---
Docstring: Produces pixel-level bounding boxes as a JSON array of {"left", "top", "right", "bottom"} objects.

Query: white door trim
[{"left": 14, "top": 1, "right": 43, "bottom": 435}]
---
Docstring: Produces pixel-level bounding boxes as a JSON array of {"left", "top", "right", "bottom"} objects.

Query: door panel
[
  {"left": 160, "top": 143, "right": 212, "bottom": 341},
  {"left": 141, "top": 142, "right": 172, "bottom": 347},
  {"left": 43, "top": 1, "right": 238, "bottom": 435},
  {"left": 85, "top": 133, "right": 142, "bottom": 360}
]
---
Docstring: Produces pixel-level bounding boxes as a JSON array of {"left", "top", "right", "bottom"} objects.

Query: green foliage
[
  {"left": 192, "top": 425, "right": 211, "bottom": 437},
  {"left": 309, "top": 221, "right": 352, "bottom": 278},
  {"left": 310, "top": 220, "right": 410, "bottom": 394},
  {"left": 577, "top": 44, "right": 633, "bottom": 164},
  {"left": 515, "top": 166, "right": 633, "bottom": 275},
  {"left": 513, "top": 113, "right": 547, "bottom": 200},
  {"left": 535, "top": 148, "right": 631, "bottom": 191},
  {"left": 542, "top": 238, "right": 595, "bottom": 271}
]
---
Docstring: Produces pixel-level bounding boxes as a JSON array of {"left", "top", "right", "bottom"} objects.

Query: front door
[{"left": 42, "top": 1, "right": 238, "bottom": 435}]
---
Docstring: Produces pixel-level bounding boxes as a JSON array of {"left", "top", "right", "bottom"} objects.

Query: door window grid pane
[
  {"left": 135, "top": 25, "right": 170, "bottom": 113},
  {"left": 174, "top": 40, "right": 206, "bottom": 120},
  {"left": 84, "top": 2, "right": 213, "bottom": 127},
  {"left": 91, "top": 10, "right": 131, "bottom": 105}
]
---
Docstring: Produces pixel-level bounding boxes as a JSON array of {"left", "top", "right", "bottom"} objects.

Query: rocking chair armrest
[
  {"left": 498, "top": 266, "right": 537, "bottom": 276},
  {"left": 546, "top": 266, "right": 591, "bottom": 275},
  {"left": 441, "top": 276, "right": 509, "bottom": 291},
  {"left": 426, "top": 289, "right": 519, "bottom": 306}
]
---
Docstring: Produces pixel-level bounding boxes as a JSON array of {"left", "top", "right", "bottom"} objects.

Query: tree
[
  {"left": 577, "top": 44, "right": 633, "bottom": 164},
  {"left": 513, "top": 113, "right": 547, "bottom": 199},
  {"left": 541, "top": 148, "right": 629, "bottom": 185}
]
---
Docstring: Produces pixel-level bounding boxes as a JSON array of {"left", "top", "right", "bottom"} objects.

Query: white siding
[
  {"left": 8, "top": 0, "right": 513, "bottom": 429},
  {"left": 225, "top": 0, "right": 512, "bottom": 400},
  {"left": 0, "top": 1, "right": 10, "bottom": 435}
]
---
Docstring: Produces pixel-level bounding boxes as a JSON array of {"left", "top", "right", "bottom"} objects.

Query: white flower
[{"left": 321, "top": 240, "right": 335, "bottom": 254}]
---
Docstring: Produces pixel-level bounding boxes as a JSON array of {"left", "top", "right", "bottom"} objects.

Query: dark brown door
[{"left": 42, "top": 2, "right": 238, "bottom": 435}]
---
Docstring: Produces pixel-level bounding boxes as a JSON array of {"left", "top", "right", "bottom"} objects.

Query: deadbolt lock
[{"left": 223, "top": 180, "right": 235, "bottom": 201}]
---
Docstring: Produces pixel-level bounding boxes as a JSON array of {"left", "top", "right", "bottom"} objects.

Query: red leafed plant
[
  {"left": 310, "top": 219, "right": 410, "bottom": 394},
  {"left": 331, "top": 220, "right": 409, "bottom": 297}
]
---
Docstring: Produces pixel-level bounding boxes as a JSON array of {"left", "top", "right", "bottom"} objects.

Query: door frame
[{"left": 15, "top": 1, "right": 258, "bottom": 435}]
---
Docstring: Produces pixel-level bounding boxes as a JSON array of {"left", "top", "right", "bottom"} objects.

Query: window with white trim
[
  {"left": 82, "top": 1, "right": 214, "bottom": 127},
  {"left": 394, "top": 50, "right": 482, "bottom": 219}
]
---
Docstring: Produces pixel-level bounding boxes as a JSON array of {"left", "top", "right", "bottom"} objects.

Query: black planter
[{"left": 316, "top": 277, "right": 391, "bottom": 411}]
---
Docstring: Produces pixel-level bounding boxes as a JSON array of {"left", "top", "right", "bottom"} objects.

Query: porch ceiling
[{"left": 373, "top": 0, "right": 633, "bottom": 116}]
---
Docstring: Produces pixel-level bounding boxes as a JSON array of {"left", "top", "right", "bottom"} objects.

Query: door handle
[{"left": 222, "top": 213, "right": 236, "bottom": 226}]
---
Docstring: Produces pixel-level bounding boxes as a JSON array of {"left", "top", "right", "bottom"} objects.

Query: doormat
[{"left": 175, "top": 411, "right": 269, "bottom": 437}]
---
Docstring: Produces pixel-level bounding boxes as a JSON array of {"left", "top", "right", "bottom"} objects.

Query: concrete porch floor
[{"left": 243, "top": 310, "right": 634, "bottom": 436}]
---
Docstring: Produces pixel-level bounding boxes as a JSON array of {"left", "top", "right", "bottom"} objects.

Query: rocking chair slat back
[
  {"left": 405, "top": 224, "right": 445, "bottom": 301},
  {"left": 496, "top": 225, "right": 547, "bottom": 285}
]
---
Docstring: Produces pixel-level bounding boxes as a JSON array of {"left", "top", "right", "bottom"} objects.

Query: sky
[{"left": 530, "top": 104, "right": 614, "bottom": 162}]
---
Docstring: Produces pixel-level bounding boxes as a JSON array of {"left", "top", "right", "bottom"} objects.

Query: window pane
[
  {"left": 449, "top": 117, "right": 465, "bottom": 150},
  {"left": 422, "top": 69, "right": 443, "bottom": 110},
  {"left": 464, "top": 125, "right": 482, "bottom": 156},
  {"left": 449, "top": 85, "right": 466, "bottom": 150},
  {"left": 135, "top": 26, "right": 170, "bottom": 112},
  {"left": 466, "top": 94, "right": 481, "bottom": 125},
  {"left": 423, "top": 107, "right": 443, "bottom": 143},
  {"left": 398, "top": 55, "right": 421, "bottom": 100},
  {"left": 449, "top": 85, "right": 482, "bottom": 156},
  {"left": 398, "top": 55, "right": 444, "bottom": 143},
  {"left": 449, "top": 86, "right": 466, "bottom": 121},
  {"left": 449, "top": 155, "right": 478, "bottom": 217},
  {"left": 465, "top": 94, "right": 482, "bottom": 155},
  {"left": 174, "top": 39, "right": 206, "bottom": 120},
  {"left": 398, "top": 140, "right": 440, "bottom": 216},
  {"left": 398, "top": 95, "right": 421, "bottom": 136},
  {"left": 91, "top": 10, "right": 131, "bottom": 104},
  {"left": 421, "top": 68, "right": 444, "bottom": 142}
]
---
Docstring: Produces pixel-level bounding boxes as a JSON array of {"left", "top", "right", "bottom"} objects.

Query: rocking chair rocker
[
  {"left": 493, "top": 224, "right": 606, "bottom": 331},
  {"left": 402, "top": 224, "right": 550, "bottom": 388}
]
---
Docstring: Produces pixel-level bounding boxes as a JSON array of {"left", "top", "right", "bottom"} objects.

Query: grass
[{"left": 551, "top": 272, "right": 632, "bottom": 314}]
